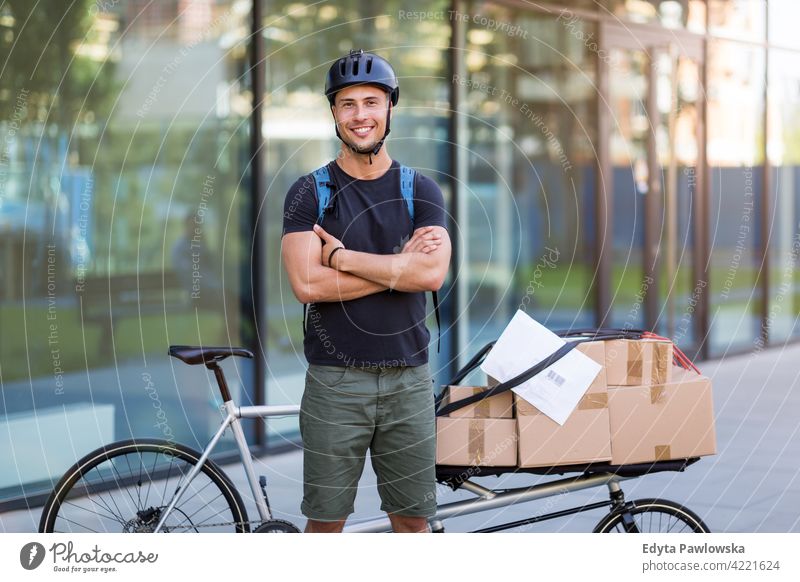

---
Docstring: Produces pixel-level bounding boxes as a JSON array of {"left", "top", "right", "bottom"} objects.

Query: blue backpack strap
[
  {"left": 303, "top": 164, "right": 333, "bottom": 339},
  {"left": 312, "top": 164, "right": 333, "bottom": 224},
  {"left": 400, "top": 165, "right": 441, "bottom": 354},
  {"left": 400, "top": 165, "right": 415, "bottom": 222}
]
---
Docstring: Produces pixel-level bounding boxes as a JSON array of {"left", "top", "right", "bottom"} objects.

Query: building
[{"left": 0, "top": 0, "right": 797, "bottom": 509}]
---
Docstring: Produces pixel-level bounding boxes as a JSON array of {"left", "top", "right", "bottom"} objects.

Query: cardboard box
[
  {"left": 515, "top": 388, "right": 609, "bottom": 416},
  {"left": 572, "top": 340, "right": 607, "bottom": 391},
  {"left": 608, "top": 367, "right": 716, "bottom": 465},
  {"left": 516, "top": 394, "right": 612, "bottom": 467},
  {"left": 604, "top": 339, "right": 673, "bottom": 386},
  {"left": 436, "top": 417, "right": 518, "bottom": 466},
  {"left": 440, "top": 385, "right": 513, "bottom": 418}
]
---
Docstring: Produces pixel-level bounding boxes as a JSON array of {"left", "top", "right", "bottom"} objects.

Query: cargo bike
[{"left": 39, "top": 329, "right": 710, "bottom": 533}]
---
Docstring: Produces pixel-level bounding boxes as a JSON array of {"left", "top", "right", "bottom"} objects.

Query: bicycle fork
[{"left": 607, "top": 481, "right": 639, "bottom": 533}]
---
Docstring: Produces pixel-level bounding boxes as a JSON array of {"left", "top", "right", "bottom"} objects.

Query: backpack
[{"left": 302, "top": 162, "right": 441, "bottom": 354}]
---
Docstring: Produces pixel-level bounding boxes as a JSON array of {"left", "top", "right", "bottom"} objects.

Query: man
[{"left": 281, "top": 49, "right": 451, "bottom": 533}]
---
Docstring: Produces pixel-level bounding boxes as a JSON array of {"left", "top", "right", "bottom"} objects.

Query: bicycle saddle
[{"left": 168, "top": 345, "right": 254, "bottom": 366}]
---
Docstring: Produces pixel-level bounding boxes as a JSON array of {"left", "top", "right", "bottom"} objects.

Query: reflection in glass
[
  {"left": 768, "top": 0, "right": 800, "bottom": 49},
  {"left": 262, "top": 0, "right": 452, "bottom": 441},
  {"left": 707, "top": 40, "right": 764, "bottom": 356},
  {"left": 766, "top": 50, "right": 800, "bottom": 342},
  {"left": 606, "top": 0, "right": 706, "bottom": 32},
  {"left": 0, "top": 0, "right": 251, "bottom": 502},
  {"left": 656, "top": 52, "right": 701, "bottom": 348},
  {"left": 608, "top": 48, "right": 648, "bottom": 330},
  {"left": 457, "top": 3, "right": 597, "bottom": 367},
  {"left": 708, "top": 0, "right": 765, "bottom": 41}
]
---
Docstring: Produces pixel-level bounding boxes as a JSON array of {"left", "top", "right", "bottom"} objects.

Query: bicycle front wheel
[
  {"left": 593, "top": 498, "right": 710, "bottom": 533},
  {"left": 39, "top": 439, "right": 249, "bottom": 533}
]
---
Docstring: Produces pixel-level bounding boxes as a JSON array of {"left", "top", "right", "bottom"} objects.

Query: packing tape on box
[
  {"left": 578, "top": 392, "right": 608, "bottom": 410},
  {"left": 468, "top": 419, "right": 485, "bottom": 465},
  {"left": 655, "top": 445, "right": 671, "bottom": 461},
  {"left": 473, "top": 387, "right": 492, "bottom": 418},
  {"left": 652, "top": 343, "right": 671, "bottom": 384},
  {"left": 627, "top": 342, "right": 644, "bottom": 383},
  {"left": 650, "top": 385, "right": 666, "bottom": 404}
]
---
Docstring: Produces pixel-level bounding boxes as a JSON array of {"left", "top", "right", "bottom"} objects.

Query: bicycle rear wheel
[
  {"left": 39, "top": 439, "right": 249, "bottom": 533},
  {"left": 593, "top": 498, "right": 710, "bottom": 533}
]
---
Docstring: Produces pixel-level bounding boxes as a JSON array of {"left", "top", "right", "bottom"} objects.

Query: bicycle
[
  {"left": 39, "top": 343, "right": 711, "bottom": 533},
  {"left": 39, "top": 346, "right": 301, "bottom": 533}
]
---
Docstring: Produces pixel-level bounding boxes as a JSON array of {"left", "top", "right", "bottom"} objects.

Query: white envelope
[{"left": 480, "top": 310, "right": 601, "bottom": 425}]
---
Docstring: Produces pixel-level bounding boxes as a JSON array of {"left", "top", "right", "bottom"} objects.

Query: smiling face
[{"left": 331, "top": 84, "right": 390, "bottom": 154}]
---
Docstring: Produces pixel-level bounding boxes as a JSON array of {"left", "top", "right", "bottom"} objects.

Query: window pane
[
  {"left": 608, "top": 48, "right": 648, "bottom": 331},
  {"left": 606, "top": 0, "right": 706, "bottom": 32},
  {"left": 708, "top": 0, "right": 766, "bottom": 41},
  {"left": 460, "top": 3, "right": 597, "bottom": 364},
  {"left": 766, "top": 49, "right": 800, "bottom": 342},
  {"left": 262, "top": 0, "right": 452, "bottom": 443},
  {"left": 768, "top": 0, "right": 800, "bottom": 49},
  {"left": 0, "top": 0, "right": 252, "bottom": 503},
  {"left": 707, "top": 40, "right": 765, "bottom": 356}
]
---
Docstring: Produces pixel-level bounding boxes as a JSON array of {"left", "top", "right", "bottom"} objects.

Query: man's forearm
[
  {"left": 305, "top": 265, "right": 387, "bottom": 302},
  {"left": 334, "top": 249, "right": 438, "bottom": 292}
]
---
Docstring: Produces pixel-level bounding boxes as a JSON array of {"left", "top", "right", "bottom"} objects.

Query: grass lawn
[{"left": 0, "top": 304, "right": 226, "bottom": 382}]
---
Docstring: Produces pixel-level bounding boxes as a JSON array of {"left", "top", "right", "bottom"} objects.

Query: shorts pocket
[
  {"left": 407, "top": 363, "right": 432, "bottom": 387},
  {"left": 307, "top": 364, "right": 348, "bottom": 387}
]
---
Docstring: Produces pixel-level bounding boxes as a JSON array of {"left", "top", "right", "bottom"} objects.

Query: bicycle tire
[
  {"left": 39, "top": 439, "right": 249, "bottom": 533},
  {"left": 253, "top": 519, "right": 301, "bottom": 533},
  {"left": 593, "top": 498, "right": 710, "bottom": 533}
]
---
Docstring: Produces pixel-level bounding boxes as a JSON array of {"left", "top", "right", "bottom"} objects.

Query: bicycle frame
[
  {"left": 152, "top": 396, "right": 640, "bottom": 534},
  {"left": 346, "top": 473, "right": 634, "bottom": 533},
  {"left": 154, "top": 401, "right": 300, "bottom": 533},
  {"left": 152, "top": 346, "right": 703, "bottom": 534}
]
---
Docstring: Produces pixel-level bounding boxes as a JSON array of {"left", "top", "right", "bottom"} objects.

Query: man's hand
[
  {"left": 400, "top": 226, "right": 442, "bottom": 254},
  {"left": 312, "top": 224, "right": 345, "bottom": 268},
  {"left": 316, "top": 224, "right": 450, "bottom": 292},
  {"left": 281, "top": 231, "right": 388, "bottom": 303}
]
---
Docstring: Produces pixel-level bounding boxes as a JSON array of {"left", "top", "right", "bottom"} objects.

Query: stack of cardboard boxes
[
  {"left": 436, "top": 339, "right": 716, "bottom": 468},
  {"left": 435, "top": 386, "right": 517, "bottom": 466}
]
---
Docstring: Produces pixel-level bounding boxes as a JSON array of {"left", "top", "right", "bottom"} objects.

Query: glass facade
[
  {"left": 3, "top": 0, "right": 800, "bottom": 506},
  {"left": 0, "top": 0, "right": 252, "bottom": 502}
]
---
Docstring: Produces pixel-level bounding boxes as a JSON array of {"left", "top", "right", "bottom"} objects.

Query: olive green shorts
[{"left": 299, "top": 362, "right": 437, "bottom": 522}]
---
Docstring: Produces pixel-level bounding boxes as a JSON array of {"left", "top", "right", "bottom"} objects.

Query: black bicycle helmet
[
  {"left": 325, "top": 49, "right": 399, "bottom": 106},
  {"left": 325, "top": 49, "right": 398, "bottom": 160}
]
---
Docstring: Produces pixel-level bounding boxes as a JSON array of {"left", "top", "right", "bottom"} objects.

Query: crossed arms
[{"left": 281, "top": 225, "right": 451, "bottom": 304}]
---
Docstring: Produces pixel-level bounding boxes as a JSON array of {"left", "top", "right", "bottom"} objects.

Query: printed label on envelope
[{"left": 480, "top": 310, "right": 601, "bottom": 425}]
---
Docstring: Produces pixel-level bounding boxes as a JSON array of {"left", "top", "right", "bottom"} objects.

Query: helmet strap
[{"left": 369, "top": 100, "right": 392, "bottom": 157}]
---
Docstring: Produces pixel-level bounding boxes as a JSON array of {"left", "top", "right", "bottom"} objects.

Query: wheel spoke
[
  {"left": 62, "top": 499, "right": 127, "bottom": 527},
  {"left": 43, "top": 443, "right": 245, "bottom": 533},
  {"left": 87, "top": 463, "right": 136, "bottom": 522}
]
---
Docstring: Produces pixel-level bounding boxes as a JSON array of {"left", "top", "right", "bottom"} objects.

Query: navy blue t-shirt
[{"left": 282, "top": 159, "right": 447, "bottom": 368}]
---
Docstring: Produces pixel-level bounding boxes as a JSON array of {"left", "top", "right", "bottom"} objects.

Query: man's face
[{"left": 332, "top": 84, "right": 390, "bottom": 154}]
